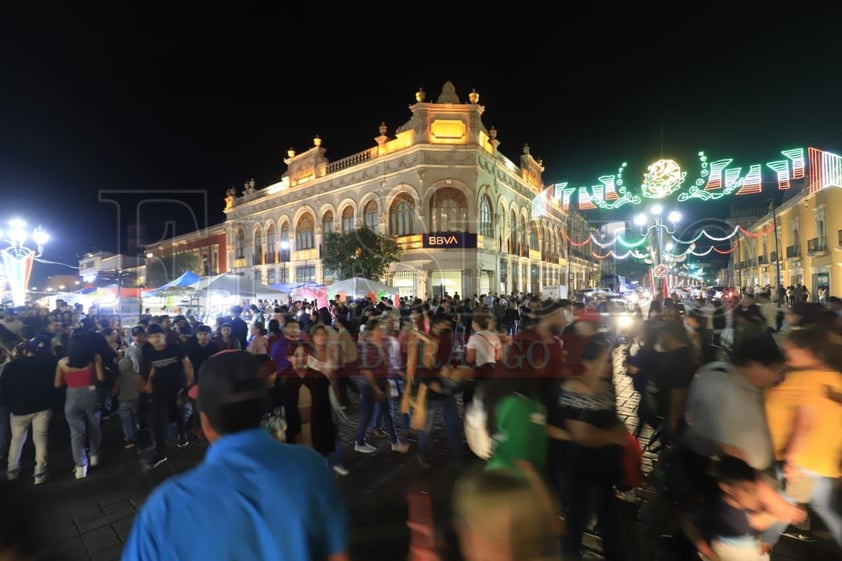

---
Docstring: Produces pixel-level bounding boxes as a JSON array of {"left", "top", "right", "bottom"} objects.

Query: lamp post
[
  {"left": 634, "top": 205, "right": 681, "bottom": 308},
  {"left": 0, "top": 219, "right": 49, "bottom": 307}
]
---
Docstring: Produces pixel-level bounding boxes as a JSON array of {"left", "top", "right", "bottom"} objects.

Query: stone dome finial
[
  {"left": 468, "top": 89, "right": 479, "bottom": 104},
  {"left": 416, "top": 87, "right": 426, "bottom": 103},
  {"left": 379, "top": 122, "right": 387, "bottom": 136},
  {"left": 437, "top": 81, "right": 460, "bottom": 104},
  {"left": 523, "top": 143, "right": 530, "bottom": 155},
  {"left": 287, "top": 147, "right": 296, "bottom": 159},
  {"left": 489, "top": 126, "right": 497, "bottom": 140},
  {"left": 313, "top": 135, "right": 322, "bottom": 147}
]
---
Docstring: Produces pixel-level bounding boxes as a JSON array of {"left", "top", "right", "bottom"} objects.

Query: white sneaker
[
  {"left": 6, "top": 469, "right": 19, "bottom": 481},
  {"left": 74, "top": 465, "right": 87, "bottom": 480},
  {"left": 34, "top": 472, "right": 49, "bottom": 486},
  {"left": 332, "top": 464, "right": 350, "bottom": 476},
  {"left": 89, "top": 454, "right": 100, "bottom": 467},
  {"left": 354, "top": 443, "right": 377, "bottom": 454},
  {"left": 391, "top": 441, "right": 410, "bottom": 454}
]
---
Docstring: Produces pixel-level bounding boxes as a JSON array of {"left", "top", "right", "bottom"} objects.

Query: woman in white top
[{"left": 464, "top": 312, "right": 503, "bottom": 406}]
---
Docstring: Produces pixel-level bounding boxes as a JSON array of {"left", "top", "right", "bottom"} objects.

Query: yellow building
[
  {"left": 223, "top": 81, "right": 598, "bottom": 299},
  {"left": 735, "top": 147, "right": 842, "bottom": 298}
]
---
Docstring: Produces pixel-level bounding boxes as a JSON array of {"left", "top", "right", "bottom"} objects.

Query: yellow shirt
[{"left": 765, "top": 368, "right": 842, "bottom": 478}]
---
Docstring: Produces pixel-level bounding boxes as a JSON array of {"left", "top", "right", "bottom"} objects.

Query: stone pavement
[{"left": 8, "top": 349, "right": 840, "bottom": 561}]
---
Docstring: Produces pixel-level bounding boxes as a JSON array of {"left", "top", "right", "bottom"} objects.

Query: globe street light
[
  {"left": 634, "top": 207, "right": 681, "bottom": 306},
  {"left": 0, "top": 219, "right": 49, "bottom": 307}
]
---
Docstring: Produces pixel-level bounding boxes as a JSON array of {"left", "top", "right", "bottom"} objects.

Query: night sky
[{"left": 3, "top": 7, "right": 841, "bottom": 281}]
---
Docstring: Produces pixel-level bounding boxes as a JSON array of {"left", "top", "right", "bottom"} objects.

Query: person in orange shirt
[{"left": 765, "top": 325, "right": 842, "bottom": 548}]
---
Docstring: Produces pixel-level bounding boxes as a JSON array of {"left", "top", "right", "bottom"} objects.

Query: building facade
[
  {"left": 734, "top": 147, "right": 842, "bottom": 299},
  {"left": 142, "top": 224, "right": 227, "bottom": 287},
  {"left": 223, "top": 81, "right": 598, "bottom": 299}
]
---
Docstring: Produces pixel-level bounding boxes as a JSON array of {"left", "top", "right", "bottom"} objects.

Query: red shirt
[{"left": 498, "top": 328, "right": 563, "bottom": 379}]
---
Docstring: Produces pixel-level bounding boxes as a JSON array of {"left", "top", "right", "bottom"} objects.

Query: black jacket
[{"left": 0, "top": 356, "right": 58, "bottom": 415}]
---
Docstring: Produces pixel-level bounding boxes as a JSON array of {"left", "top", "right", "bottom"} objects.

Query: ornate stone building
[{"left": 224, "top": 81, "right": 598, "bottom": 299}]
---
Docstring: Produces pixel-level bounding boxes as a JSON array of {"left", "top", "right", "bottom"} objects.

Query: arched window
[
  {"left": 479, "top": 195, "right": 493, "bottom": 237},
  {"left": 430, "top": 187, "right": 467, "bottom": 232},
  {"left": 235, "top": 229, "right": 245, "bottom": 259},
  {"left": 280, "top": 223, "right": 290, "bottom": 261},
  {"left": 529, "top": 223, "right": 538, "bottom": 252},
  {"left": 364, "top": 200, "right": 379, "bottom": 229},
  {"left": 296, "top": 214, "right": 315, "bottom": 250},
  {"left": 253, "top": 226, "right": 263, "bottom": 264},
  {"left": 509, "top": 210, "right": 517, "bottom": 254},
  {"left": 266, "top": 224, "right": 276, "bottom": 262},
  {"left": 390, "top": 195, "right": 415, "bottom": 236},
  {"left": 520, "top": 216, "right": 528, "bottom": 255},
  {"left": 342, "top": 206, "right": 355, "bottom": 233},
  {"left": 322, "top": 211, "right": 334, "bottom": 235}
]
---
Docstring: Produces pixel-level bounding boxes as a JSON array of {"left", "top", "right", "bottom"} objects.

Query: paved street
[{"left": 8, "top": 348, "right": 840, "bottom": 561}]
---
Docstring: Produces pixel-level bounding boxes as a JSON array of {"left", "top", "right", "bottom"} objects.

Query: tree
[
  {"left": 321, "top": 226, "right": 401, "bottom": 281},
  {"left": 146, "top": 252, "right": 204, "bottom": 288}
]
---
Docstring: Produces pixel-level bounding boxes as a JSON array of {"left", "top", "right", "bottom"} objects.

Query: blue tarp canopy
[
  {"left": 270, "top": 281, "right": 324, "bottom": 293},
  {"left": 145, "top": 270, "right": 200, "bottom": 297}
]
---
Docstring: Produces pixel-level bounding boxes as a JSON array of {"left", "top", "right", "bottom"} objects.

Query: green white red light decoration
[{"left": 545, "top": 146, "right": 831, "bottom": 210}]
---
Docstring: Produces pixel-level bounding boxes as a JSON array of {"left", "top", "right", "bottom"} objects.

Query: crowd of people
[{"left": 0, "top": 287, "right": 841, "bottom": 560}]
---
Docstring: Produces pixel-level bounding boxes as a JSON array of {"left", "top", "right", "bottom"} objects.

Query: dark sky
[{"left": 3, "top": 7, "right": 842, "bottom": 281}]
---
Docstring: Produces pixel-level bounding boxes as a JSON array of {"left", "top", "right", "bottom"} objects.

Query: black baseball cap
[
  {"left": 198, "top": 350, "right": 268, "bottom": 410},
  {"left": 195, "top": 325, "right": 213, "bottom": 334},
  {"left": 146, "top": 324, "right": 165, "bottom": 335},
  {"left": 130, "top": 325, "right": 146, "bottom": 336}
]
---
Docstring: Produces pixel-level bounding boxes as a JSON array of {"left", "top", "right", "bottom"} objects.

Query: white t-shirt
[{"left": 465, "top": 330, "right": 501, "bottom": 367}]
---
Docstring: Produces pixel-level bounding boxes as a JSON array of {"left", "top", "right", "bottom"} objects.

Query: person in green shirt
[{"left": 464, "top": 376, "right": 549, "bottom": 477}]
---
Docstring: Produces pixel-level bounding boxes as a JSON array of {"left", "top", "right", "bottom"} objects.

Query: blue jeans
[
  {"left": 0, "top": 405, "right": 9, "bottom": 462},
  {"left": 64, "top": 387, "right": 102, "bottom": 468},
  {"left": 418, "top": 396, "right": 463, "bottom": 458},
  {"left": 798, "top": 470, "right": 842, "bottom": 547},
  {"left": 356, "top": 380, "right": 399, "bottom": 446},
  {"left": 118, "top": 397, "right": 139, "bottom": 442}
]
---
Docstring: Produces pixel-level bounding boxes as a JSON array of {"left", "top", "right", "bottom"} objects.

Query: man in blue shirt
[{"left": 122, "top": 350, "right": 350, "bottom": 561}]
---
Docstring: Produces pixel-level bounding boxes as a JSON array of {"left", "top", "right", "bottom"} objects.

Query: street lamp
[
  {"left": 634, "top": 207, "right": 681, "bottom": 306},
  {"left": 0, "top": 219, "right": 49, "bottom": 307}
]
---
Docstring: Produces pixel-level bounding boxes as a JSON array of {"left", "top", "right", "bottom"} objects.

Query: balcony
[
  {"left": 807, "top": 237, "right": 828, "bottom": 256},
  {"left": 785, "top": 245, "right": 799, "bottom": 259}
]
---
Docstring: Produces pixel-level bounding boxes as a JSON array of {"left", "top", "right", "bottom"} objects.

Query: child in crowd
[{"left": 685, "top": 455, "right": 799, "bottom": 561}]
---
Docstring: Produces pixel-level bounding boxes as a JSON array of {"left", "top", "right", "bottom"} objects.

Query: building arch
[
  {"left": 389, "top": 192, "right": 417, "bottom": 236},
  {"left": 422, "top": 179, "right": 475, "bottom": 231},
  {"left": 295, "top": 212, "right": 316, "bottom": 250},
  {"left": 292, "top": 204, "right": 317, "bottom": 230}
]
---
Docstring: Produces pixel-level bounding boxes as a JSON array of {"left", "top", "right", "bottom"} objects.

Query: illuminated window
[
  {"left": 235, "top": 229, "right": 245, "bottom": 259},
  {"left": 390, "top": 195, "right": 415, "bottom": 236},
  {"left": 529, "top": 223, "right": 538, "bottom": 251},
  {"left": 296, "top": 266, "right": 315, "bottom": 283},
  {"left": 280, "top": 224, "right": 290, "bottom": 261},
  {"left": 509, "top": 210, "right": 517, "bottom": 254},
  {"left": 322, "top": 211, "right": 334, "bottom": 235},
  {"left": 296, "top": 215, "right": 315, "bottom": 250},
  {"left": 364, "top": 201, "right": 379, "bottom": 229},
  {"left": 253, "top": 226, "right": 263, "bottom": 262},
  {"left": 266, "top": 224, "right": 276, "bottom": 260},
  {"left": 342, "top": 206, "right": 355, "bottom": 233},
  {"left": 430, "top": 187, "right": 467, "bottom": 232},
  {"left": 479, "top": 195, "right": 493, "bottom": 237}
]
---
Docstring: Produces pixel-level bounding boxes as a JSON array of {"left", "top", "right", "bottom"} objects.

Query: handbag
[{"left": 617, "top": 428, "right": 644, "bottom": 490}]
